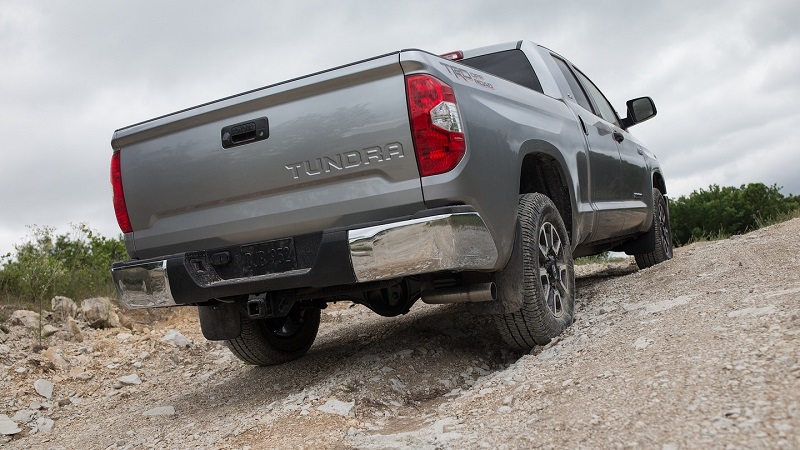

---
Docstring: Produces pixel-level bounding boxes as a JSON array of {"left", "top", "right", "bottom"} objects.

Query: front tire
[
  {"left": 226, "top": 305, "right": 320, "bottom": 366},
  {"left": 494, "top": 193, "right": 575, "bottom": 351},
  {"left": 635, "top": 187, "right": 673, "bottom": 269}
]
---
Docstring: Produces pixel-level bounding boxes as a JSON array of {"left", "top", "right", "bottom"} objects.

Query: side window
[
  {"left": 551, "top": 56, "right": 594, "bottom": 112},
  {"left": 461, "top": 50, "right": 544, "bottom": 93},
  {"left": 573, "top": 68, "right": 620, "bottom": 127}
]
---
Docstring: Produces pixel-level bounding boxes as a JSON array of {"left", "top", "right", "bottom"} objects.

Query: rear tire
[
  {"left": 494, "top": 193, "right": 575, "bottom": 351},
  {"left": 635, "top": 187, "right": 673, "bottom": 269},
  {"left": 226, "top": 305, "right": 320, "bottom": 366}
]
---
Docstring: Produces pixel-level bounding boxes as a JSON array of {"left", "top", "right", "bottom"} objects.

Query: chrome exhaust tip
[{"left": 421, "top": 282, "right": 497, "bottom": 304}]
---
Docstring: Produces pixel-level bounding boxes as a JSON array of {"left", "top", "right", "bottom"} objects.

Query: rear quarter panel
[{"left": 399, "top": 50, "right": 588, "bottom": 269}]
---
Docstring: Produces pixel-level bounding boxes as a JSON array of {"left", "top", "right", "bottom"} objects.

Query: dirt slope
[{"left": 1, "top": 218, "right": 798, "bottom": 449}]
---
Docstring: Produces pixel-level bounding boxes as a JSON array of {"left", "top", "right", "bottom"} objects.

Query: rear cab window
[{"left": 461, "top": 49, "right": 544, "bottom": 93}]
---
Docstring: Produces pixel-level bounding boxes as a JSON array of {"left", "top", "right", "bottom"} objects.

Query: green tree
[{"left": 669, "top": 183, "right": 798, "bottom": 246}]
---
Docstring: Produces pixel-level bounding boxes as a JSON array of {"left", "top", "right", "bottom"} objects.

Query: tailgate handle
[{"left": 221, "top": 117, "right": 269, "bottom": 149}]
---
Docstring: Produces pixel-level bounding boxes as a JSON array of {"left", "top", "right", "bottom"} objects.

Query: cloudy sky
[{"left": 1, "top": 0, "right": 798, "bottom": 256}]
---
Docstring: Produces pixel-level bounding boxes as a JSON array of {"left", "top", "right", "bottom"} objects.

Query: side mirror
[{"left": 621, "top": 97, "right": 657, "bottom": 128}]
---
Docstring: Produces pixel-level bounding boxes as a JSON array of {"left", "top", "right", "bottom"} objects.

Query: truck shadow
[
  {"left": 171, "top": 302, "right": 516, "bottom": 418},
  {"left": 171, "top": 265, "right": 638, "bottom": 416},
  {"left": 575, "top": 263, "right": 638, "bottom": 291}
]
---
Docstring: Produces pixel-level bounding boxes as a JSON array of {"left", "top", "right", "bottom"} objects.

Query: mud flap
[
  {"left": 198, "top": 303, "right": 241, "bottom": 341},
  {"left": 620, "top": 223, "right": 656, "bottom": 255},
  {"left": 620, "top": 191, "right": 668, "bottom": 256},
  {"left": 469, "top": 221, "right": 524, "bottom": 316}
]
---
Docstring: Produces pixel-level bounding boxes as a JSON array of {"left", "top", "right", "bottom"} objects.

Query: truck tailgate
[{"left": 113, "top": 53, "right": 424, "bottom": 259}]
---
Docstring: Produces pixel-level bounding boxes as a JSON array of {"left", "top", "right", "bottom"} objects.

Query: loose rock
[
  {"left": 41, "top": 324, "right": 60, "bottom": 338},
  {"left": 143, "top": 406, "right": 176, "bottom": 417},
  {"left": 64, "top": 317, "right": 83, "bottom": 342},
  {"left": 119, "top": 374, "right": 142, "bottom": 385},
  {"left": 42, "top": 347, "right": 70, "bottom": 370},
  {"left": 12, "top": 409, "right": 36, "bottom": 424},
  {"left": 10, "top": 310, "right": 40, "bottom": 329},
  {"left": 33, "top": 379, "right": 54, "bottom": 399},
  {"left": 318, "top": 399, "right": 355, "bottom": 416},
  {"left": 116, "top": 332, "right": 133, "bottom": 342},
  {"left": 0, "top": 415, "right": 21, "bottom": 435},
  {"left": 80, "top": 297, "right": 120, "bottom": 329},
  {"left": 160, "top": 330, "right": 191, "bottom": 348},
  {"left": 51, "top": 296, "right": 78, "bottom": 321},
  {"left": 71, "top": 370, "right": 94, "bottom": 381},
  {"left": 32, "top": 417, "right": 55, "bottom": 433}
]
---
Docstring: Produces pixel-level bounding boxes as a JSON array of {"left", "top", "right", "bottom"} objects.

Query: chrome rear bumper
[
  {"left": 112, "top": 210, "right": 498, "bottom": 309},
  {"left": 111, "top": 260, "right": 176, "bottom": 308},
  {"left": 348, "top": 212, "right": 498, "bottom": 282}
]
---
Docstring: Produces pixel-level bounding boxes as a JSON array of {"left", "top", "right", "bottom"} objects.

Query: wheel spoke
[
  {"left": 557, "top": 267, "right": 568, "bottom": 294},
  {"left": 552, "top": 291, "right": 562, "bottom": 315},
  {"left": 551, "top": 227, "right": 561, "bottom": 255},
  {"left": 541, "top": 280, "right": 551, "bottom": 304},
  {"left": 658, "top": 202, "right": 673, "bottom": 256},
  {"left": 539, "top": 228, "right": 549, "bottom": 258},
  {"left": 537, "top": 220, "right": 569, "bottom": 318}
]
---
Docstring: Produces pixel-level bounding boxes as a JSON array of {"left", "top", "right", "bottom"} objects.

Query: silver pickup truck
[{"left": 110, "top": 40, "right": 672, "bottom": 365}]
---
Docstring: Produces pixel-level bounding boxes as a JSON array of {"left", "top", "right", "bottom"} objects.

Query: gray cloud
[{"left": 1, "top": 0, "right": 798, "bottom": 256}]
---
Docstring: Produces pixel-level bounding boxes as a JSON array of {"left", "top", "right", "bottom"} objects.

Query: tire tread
[
  {"left": 225, "top": 308, "right": 320, "bottom": 366},
  {"left": 494, "top": 193, "right": 575, "bottom": 351},
  {"left": 635, "top": 187, "right": 673, "bottom": 270}
]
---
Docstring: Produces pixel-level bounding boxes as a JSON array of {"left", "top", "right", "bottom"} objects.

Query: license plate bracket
[{"left": 240, "top": 238, "right": 297, "bottom": 276}]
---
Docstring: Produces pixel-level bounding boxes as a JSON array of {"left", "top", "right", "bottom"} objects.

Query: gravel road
[{"left": 1, "top": 218, "right": 798, "bottom": 449}]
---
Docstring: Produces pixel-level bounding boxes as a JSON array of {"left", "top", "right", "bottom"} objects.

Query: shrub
[
  {"left": 0, "top": 224, "right": 126, "bottom": 308},
  {"left": 669, "top": 183, "right": 799, "bottom": 246}
]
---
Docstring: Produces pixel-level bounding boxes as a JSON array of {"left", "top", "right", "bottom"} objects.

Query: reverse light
[
  {"left": 405, "top": 75, "right": 466, "bottom": 177},
  {"left": 111, "top": 151, "right": 133, "bottom": 233}
]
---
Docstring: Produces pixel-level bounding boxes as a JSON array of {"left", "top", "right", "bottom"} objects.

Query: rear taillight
[
  {"left": 111, "top": 151, "right": 133, "bottom": 233},
  {"left": 405, "top": 75, "right": 466, "bottom": 177}
]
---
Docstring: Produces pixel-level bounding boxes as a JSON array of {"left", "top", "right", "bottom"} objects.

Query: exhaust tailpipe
[{"left": 421, "top": 282, "right": 497, "bottom": 304}]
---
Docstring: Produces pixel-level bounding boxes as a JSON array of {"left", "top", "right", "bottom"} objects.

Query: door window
[
  {"left": 572, "top": 68, "right": 620, "bottom": 127},
  {"left": 551, "top": 56, "right": 593, "bottom": 112}
]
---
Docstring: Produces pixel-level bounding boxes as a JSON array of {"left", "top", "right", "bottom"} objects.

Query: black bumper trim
[{"left": 112, "top": 205, "right": 480, "bottom": 306}]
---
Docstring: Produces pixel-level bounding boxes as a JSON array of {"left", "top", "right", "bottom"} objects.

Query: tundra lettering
[{"left": 284, "top": 143, "right": 405, "bottom": 180}]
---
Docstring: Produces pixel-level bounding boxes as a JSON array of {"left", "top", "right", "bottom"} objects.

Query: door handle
[
  {"left": 221, "top": 117, "right": 269, "bottom": 149},
  {"left": 612, "top": 131, "right": 624, "bottom": 143}
]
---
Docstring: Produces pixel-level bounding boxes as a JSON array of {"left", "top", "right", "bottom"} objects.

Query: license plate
[{"left": 240, "top": 238, "right": 296, "bottom": 276}]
